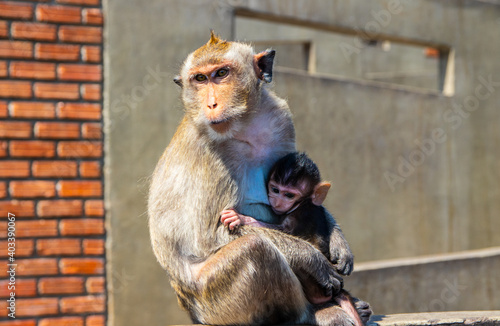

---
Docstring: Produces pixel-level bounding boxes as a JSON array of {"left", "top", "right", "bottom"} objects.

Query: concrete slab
[{"left": 370, "top": 311, "right": 500, "bottom": 326}]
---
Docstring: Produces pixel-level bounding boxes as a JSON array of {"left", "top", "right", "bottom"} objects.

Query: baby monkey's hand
[
  {"left": 220, "top": 209, "right": 245, "bottom": 231},
  {"left": 221, "top": 209, "right": 261, "bottom": 231}
]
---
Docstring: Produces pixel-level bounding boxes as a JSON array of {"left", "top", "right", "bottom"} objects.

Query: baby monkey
[
  {"left": 222, "top": 152, "right": 341, "bottom": 261},
  {"left": 221, "top": 152, "right": 368, "bottom": 325}
]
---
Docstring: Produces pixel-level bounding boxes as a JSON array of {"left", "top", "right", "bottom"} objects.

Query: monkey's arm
[
  {"left": 324, "top": 210, "right": 354, "bottom": 276},
  {"left": 241, "top": 226, "right": 344, "bottom": 299}
]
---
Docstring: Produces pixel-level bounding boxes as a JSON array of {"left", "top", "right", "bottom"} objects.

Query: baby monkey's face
[{"left": 267, "top": 179, "right": 308, "bottom": 215}]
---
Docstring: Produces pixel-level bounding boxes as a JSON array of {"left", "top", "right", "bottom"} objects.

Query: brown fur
[{"left": 149, "top": 34, "right": 366, "bottom": 325}]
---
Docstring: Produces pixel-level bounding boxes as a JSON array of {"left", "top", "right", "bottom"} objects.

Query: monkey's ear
[
  {"left": 254, "top": 49, "right": 275, "bottom": 83},
  {"left": 311, "top": 182, "right": 331, "bottom": 206},
  {"left": 173, "top": 75, "right": 183, "bottom": 87}
]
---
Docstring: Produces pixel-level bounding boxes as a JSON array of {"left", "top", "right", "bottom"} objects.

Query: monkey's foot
[{"left": 353, "top": 298, "right": 372, "bottom": 324}]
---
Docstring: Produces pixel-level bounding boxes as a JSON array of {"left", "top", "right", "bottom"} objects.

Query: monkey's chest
[{"left": 239, "top": 126, "right": 275, "bottom": 162}]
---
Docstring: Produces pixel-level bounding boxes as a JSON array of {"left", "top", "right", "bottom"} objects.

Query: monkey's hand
[
  {"left": 329, "top": 227, "right": 354, "bottom": 276},
  {"left": 221, "top": 209, "right": 273, "bottom": 231},
  {"left": 221, "top": 209, "right": 245, "bottom": 231}
]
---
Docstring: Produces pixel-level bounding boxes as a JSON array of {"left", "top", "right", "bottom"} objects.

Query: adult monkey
[{"left": 148, "top": 33, "right": 368, "bottom": 325}]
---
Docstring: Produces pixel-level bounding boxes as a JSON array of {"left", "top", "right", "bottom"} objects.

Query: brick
[
  {"left": 34, "top": 82, "right": 79, "bottom": 100},
  {"left": 35, "top": 121, "right": 80, "bottom": 139},
  {"left": 10, "top": 140, "right": 55, "bottom": 158},
  {"left": 60, "top": 258, "right": 104, "bottom": 275},
  {"left": 0, "top": 40, "right": 33, "bottom": 59},
  {"left": 86, "top": 276, "right": 104, "bottom": 293},
  {"left": 83, "top": 239, "right": 104, "bottom": 255},
  {"left": 0, "top": 182, "right": 5, "bottom": 198},
  {"left": 59, "top": 26, "right": 102, "bottom": 44},
  {"left": 83, "top": 8, "right": 103, "bottom": 25},
  {"left": 0, "top": 200, "right": 35, "bottom": 217},
  {"left": 32, "top": 160, "right": 77, "bottom": 178},
  {"left": 86, "top": 315, "right": 105, "bottom": 326},
  {"left": 0, "top": 80, "right": 32, "bottom": 98},
  {"left": 80, "top": 161, "right": 101, "bottom": 178},
  {"left": 82, "top": 122, "right": 102, "bottom": 139},
  {"left": 35, "top": 43, "right": 80, "bottom": 61},
  {"left": 37, "top": 4, "right": 81, "bottom": 24},
  {"left": 0, "top": 141, "right": 6, "bottom": 157},
  {"left": 82, "top": 45, "right": 101, "bottom": 63},
  {"left": 81, "top": 83, "right": 101, "bottom": 101},
  {"left": 60, "top": 294, "right": 105, "bottom": 313},
  {"left": 0, "top": 320, "right": 36, "bottom": 326},
  {"left": 58, "top": 180, "right": 102, "bottom": 197},
  {"left": 84, "top": 199, "right": 103, "bottom": 215},
  {"left": 0, "top": 2, "right": 33, "bottom": 20},
  {"left": 37, "top": 238, "right": 81, "bottom": 256},
  {"left": 15, "top": 297, "right": 59, "bottom": 317},
  {"left": 0, "top": 101, "right": 6, "bottom": 118},
  {"left": 10, "top": 61, "right": 56, "bottom": 79},
  {"left": 0, "top": 160, "right": 30, "bottom": 178},
  {"left": 0, "top": 239, "right": 34, "bottom": 257},
  {"left": 56, "top": 0, "right": 100, "bottom": 6},
  {"left": 0, "top": 121, "right": 32, "bottom": 138},
  {"left": 0, "top": 61, "right": 6, "bottom": 77},
  {"left": 57, "top": 141, "right": 102, "bottom": 158},
  {"left": 60, "top": 218, "right": 104, "bottom": 236},
  {"left": 12, "top": 258, "right": 58, "bottom": 276},
  {"left": 58, "top": 64, "right": 101, "bottom": 82},
  {"left": 9, "top": 219, "right": 58, "bottom": 238},
  {"left": 0, "top": 278, "right": 36, "bottom": 298},
  {"left": 37, "top": 199, "right": 82, "bottom": 217},
  {"left": 10, "top": 181, "right": 56, "bottom": 198},
  {"left": 0, "top": 21, "right": 7, "bottom": 38},
  {"left": 39, "top": 277, "right": 84, "bottom": 295},
  {"left": 12, "top": 22, "right": 57, "bottom": 42},
  {"left": 10, "top": 101, "right": 56, "bottom": 119},
  {"left": 39, "top": 317, "right": 84, "bottom": 326},
  {"left": 57, "top": 102, "right": 101, "bottom": 120}
]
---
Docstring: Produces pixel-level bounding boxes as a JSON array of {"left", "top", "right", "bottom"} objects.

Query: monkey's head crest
[{"left": 208, "top": 30, "right": 225, "bottom": 45}]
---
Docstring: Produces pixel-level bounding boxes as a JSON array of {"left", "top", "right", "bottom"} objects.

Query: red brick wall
[{"left": 0, "top": 0, "right": 105, "bottom": 325}]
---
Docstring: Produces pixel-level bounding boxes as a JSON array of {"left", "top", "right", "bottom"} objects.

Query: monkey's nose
[{"left": 208, "top": 103, "right": 217, "bottom": 110}]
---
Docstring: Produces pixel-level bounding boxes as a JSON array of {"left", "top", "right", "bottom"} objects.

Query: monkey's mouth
[
  {"left": 210, "top": 117, "right": 231, "bottom": 125},
  {"left": 209, "top": 118, "right": 232, "bottom": 133},
  {"left": 271, "top": 207, "right": 286, "bottom": 215}
]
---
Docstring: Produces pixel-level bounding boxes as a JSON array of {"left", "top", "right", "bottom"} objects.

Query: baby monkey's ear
[{"left": 311, "top": 182, "right": 331, "bottom": 206}]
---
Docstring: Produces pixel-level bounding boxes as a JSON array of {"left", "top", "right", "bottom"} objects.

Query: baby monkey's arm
[{"left": 220, "top": 209, "right": 283, "bottom": 231}]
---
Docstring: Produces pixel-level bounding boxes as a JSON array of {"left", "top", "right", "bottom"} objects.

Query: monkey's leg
[
  {"left": 312, "top": 302, "right": 357, "bottom": 326},
  {"left": 189, "top": 234, "right": 310, "bottom": 325},
  {"left": 334, "top": 290, "right": 365, "bottom": 326}
]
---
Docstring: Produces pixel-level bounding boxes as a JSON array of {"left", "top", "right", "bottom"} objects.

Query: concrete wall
[{"left": 104, "top": 0, "right": 500, "bottom": 324}]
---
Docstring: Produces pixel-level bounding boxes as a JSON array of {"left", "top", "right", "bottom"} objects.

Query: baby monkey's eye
[
  {"left": 216, "top": 68, "right": 228, "bottom": 77},
  {"left": 271, "top": 187, "right": 279, "bottom": 194},
  {"left": 284, "top": 193, "right": 295, "bottom": 199},
  {"left": 195, "top": 74, "right": 207, "bottom": 82}
]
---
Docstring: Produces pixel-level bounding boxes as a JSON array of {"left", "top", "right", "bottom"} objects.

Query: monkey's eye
[
  {"left": 215, "top": 68, "right": 228, "bottom": 78},
  {"left": 284, "top": 193, "right": 295, "bottom": 199},
  {"left": 194, "top": 74, "right": 207, "bottom": 82},
  {"left": 271, "top": 187, "right": 279, "bottom": 194}
]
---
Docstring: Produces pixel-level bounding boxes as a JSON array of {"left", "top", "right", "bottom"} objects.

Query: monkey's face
[
  {"left": 186, "top": 61, "right": 253, "bottom": 135},
  {"left": 267, "top": 180, "right": 308, "bottom": 215},
  {"left": 177, "top": 33, "right": 275, "bottom": 140}
]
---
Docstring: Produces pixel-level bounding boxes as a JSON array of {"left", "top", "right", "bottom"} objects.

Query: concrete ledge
[
  {"left": 370, "top": 311, "right": 500, "bottom": 326},
  {"left": 345, "top": 247, "right": 500, "bottom": 314}
]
